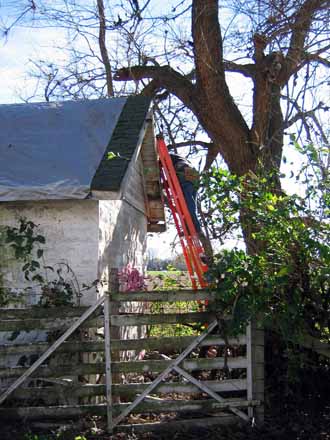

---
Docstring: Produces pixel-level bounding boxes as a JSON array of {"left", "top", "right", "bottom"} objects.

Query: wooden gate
[{"left": 0, "top": 288, "right": 264, "bottom": 434}]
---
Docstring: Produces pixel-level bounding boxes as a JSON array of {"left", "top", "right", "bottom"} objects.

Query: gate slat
[
  {"left": 1, "top": 379, "right": 247, "bottom": 401},
  {"left": 0, "top": 334, "right": 247, "bottom": 355},
  {"left": 0, "top": 356, "right": 246, "bottom": 379}
]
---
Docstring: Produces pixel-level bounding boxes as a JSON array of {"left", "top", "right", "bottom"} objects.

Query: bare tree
[{"left": 3, "top": 0, "right": 329, "bottom": 249}]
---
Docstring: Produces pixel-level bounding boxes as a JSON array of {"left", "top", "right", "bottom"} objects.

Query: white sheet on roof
[{"left": 0, "top": 97, "right": 127, "bottom": 201}]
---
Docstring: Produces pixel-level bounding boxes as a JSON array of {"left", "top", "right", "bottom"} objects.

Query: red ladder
[{"left": 156, "top": 135, "right": 208, "bottom": 289}]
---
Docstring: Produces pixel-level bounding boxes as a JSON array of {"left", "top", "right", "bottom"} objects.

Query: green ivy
[
  {"left": 0, "top": 218, "right": 97, "bottom": 307},
  {"left": 201, "top": 144, "right": 330, "bottom": 342}
]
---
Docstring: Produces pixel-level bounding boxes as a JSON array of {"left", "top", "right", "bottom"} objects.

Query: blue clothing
[
  {"left": 170, "top": 153, "right": 201, "bottom": 232},
  {"left": 181, "top": 180, "right": 201, "bottom": 232}
]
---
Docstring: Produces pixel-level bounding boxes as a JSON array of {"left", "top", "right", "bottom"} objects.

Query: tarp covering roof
[{"left": 0, "top": 96, "right": 151, "bottom": 201}]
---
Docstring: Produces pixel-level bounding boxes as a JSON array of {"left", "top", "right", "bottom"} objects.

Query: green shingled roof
[{"left": 91, "top": 95, "right": 151, "bottom": 191}]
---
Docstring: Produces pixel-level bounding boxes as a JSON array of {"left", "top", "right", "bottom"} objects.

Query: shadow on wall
[{"left": 98, "top": 199, "right": 148, "bottom": 357}]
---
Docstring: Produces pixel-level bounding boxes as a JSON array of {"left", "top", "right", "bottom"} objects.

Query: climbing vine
[{"left": 0, "top": 218, "right": 98, "bottom": 307}]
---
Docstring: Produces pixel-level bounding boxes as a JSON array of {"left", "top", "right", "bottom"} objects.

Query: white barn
[{"left": 0, "top": 96, "right": 165, "bottom": 306}]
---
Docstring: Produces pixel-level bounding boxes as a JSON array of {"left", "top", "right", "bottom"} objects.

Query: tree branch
[
  {"left": 280, "top": 0, "right": 328, "bottom": 83},
  {"left": 114, "top": 65, "right": 197, "bottom": 111},
  {"left": 192, "top": 0, "right": 224, "bottom": 89},
  {"left": 97, "top": 0, "right": 114, "bottom": 97},
  {"left": 224, "top": 61, "right": 255, "bottom": 78}
]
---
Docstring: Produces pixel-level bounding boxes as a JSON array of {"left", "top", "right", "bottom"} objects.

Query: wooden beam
[
  {"left": 2, "top": 379, "right": 247, "bottom": 402},
  {"left": 0, "top": 399, "right": 260, "bottom": 421},
  {"left": 113, "top": 320, "right": 219, "bottom": 426},
  {"left": 109, "top": 289, "right": 215, "bottom": 302},
  {"left": 0, "top": 356, "right": 247, "bottom": 380},
  {"left": 0, "top": 317, "right": 102, "bottom": 332},
  {"left": 0, "top": 295, "right": 105, "bottom": 405},
  {"left": 110, "top": 311, "right": 217, "bottom": 326},
  {"left": 0, "top": 334, "right": 246, "bottom": 356},
  {"left": 147, "top": 223, "right": 166, "bottom": 233},
  {"left": 104, "top": 292, "right": 113, "bottom": 434},
  {"left": 173, "top": 365, "right": 249, "bottom": 422}
]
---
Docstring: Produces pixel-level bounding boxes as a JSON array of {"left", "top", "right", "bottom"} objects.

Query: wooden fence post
[
  {"left": 109, "top": 268, "right": 121, "bottom": 394},
  {"left": 246, "top": 321, "right": 265, "bottom": 424},
  {"left": 104, "top": 291, "right": 113, "bottom": 434}
]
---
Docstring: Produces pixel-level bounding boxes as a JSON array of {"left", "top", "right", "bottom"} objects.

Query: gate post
[
  {"left": 104, "top": 290, "right": 113, "bottom": 433},
  {"left": 104, "top": 268, "right": 120, "bottom": 433},
  {"left": 246, "top": 321, "right": 264, "bottom": 424},
  {"left": 109, "top": 268, "right": 121, "bottom": 391}
]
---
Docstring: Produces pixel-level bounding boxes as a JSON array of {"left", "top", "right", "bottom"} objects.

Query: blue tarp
[{"left": 0, "top": 97, "right": 127, "bottom": 200}]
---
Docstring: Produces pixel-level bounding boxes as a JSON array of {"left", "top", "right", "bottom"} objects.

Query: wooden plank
[
  {"left": 246, "top": 323, "right": 253, "bottom": 419},
  {"left": 249, "top": 322, "right": 265, "bottom": 424},
  {"left": 115, "top": 398, "right": 259, "bottom": 414},
  {"left": 173, "top": 365, "right": 250, "bottom": 422},
  {"left": 0, "top": 306, "right": 90, "bottom": 320},
  {"left": 0, "top": 317, "right": 103, "bottom": 332},
  {"left": 0, "top": 334, "right": 246, "bottom": 356},
  {"left": 104, "top": 293, "right": 113, "bottom": 434},
  {"left": 112, "top": 379, "right": 247, "bottom": 397},
  {"left": 113, "top": 356, "right": 247, "bottom": 374},
  {"left": 0, "top": 295, "right": 105, "bottom": 405},
  {"left": 111, "top": 311, "right": 217, "bottom": 326},
  {"left": 0, "top": 399, "right": 259, "bottom": 421},
  {"left": 2, "top": 379, "right": 247, "bottom": 402},
  {"left": 110, "top": 289, "right": 215, "bottom": 302},
  {"left": 0, "top": 356, "right": 247, "bottom": 379},
  {"left": 147, "top": 223, "right": 166, "bottom": 233},
  {"left": 1, "top": 384, "right": 107, "bottom": 401},
  {"left": 299, "top": 334, "right": 330, "bottom": 358},
  {"left": 0, "top": 341, "right": 105, "bottom": 355},
  {"left": 112, "top": 334, "right": 246, "bottom": 351},
  {"left": 113, "top": 319, "right": 219, "bottom": 426},
  {"left": 0, "top": 404, "right": 107, "bottom": 420}
]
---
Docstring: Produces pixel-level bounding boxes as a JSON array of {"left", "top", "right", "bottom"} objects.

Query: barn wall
[
  {"left": 98, "top": 198, "right": 147, "bottom": 287},
  {"left": 98, "top": 198, "right": 148, "bottom": 353},
  {"left": 0, "top": 199, "right": 99, "bottom": 306}
]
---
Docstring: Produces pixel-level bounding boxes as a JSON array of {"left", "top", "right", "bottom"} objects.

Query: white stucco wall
[
  {"left": 0, "top": 197, "right": 148, "bottom": 306},
  {"left": 0, "top": 197, "right": 148, "bottom": 369},
  {"left": 0, "top": 199, "right": 99, "bottom": 306},
  {"left": 98, "top": 199, "right": 147, "bottom": 288}
]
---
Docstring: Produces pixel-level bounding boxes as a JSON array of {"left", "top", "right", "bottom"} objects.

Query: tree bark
[{"left": 97, "top": 0, "right": 114, "bottom": 97}]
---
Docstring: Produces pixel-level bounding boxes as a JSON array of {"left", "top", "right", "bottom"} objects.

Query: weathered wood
[
  {"left": 0, "top": 399, "right": 259, "bottom": 421},
  {"left": 147, "top": 222, "right": 166, "bottom": 233},
  {"left": 0, "top": 317, "right": 102, "bottom": 332},
  {"left": 113, "top": 319, "right": 219, "bottom": 426},
  {"left": 0, "top": 334, "right": 246, "bottom": 357},
  {"left": 109, "top": 268, "right": 121, "bottom": 398},
  {"left": 1, "top": 384, "right": 106, "bottom": 401},
  {"left": 115, "top": 398, "right": 259, "bottom": 414},
  {"left": 298, "top": 333, "right": 330, "bottom": 358},
  {"left": 173, "top": 365, "right": 249, "bottom": 422},
  {"left": 247, "top": 322, "right": 265, "bottom": 424},
  {"left": 104, "top": 292, "right": 113, "bottom": 434},
  {"left": 246, "top": 323, "right": 253, "bottom": 419},
  {"left": 0, "top": 295, "right": 106, "bottom": 405},
  {"left": 111, "top": 311, "right": 219, "bottom": 326},
  {"left": 0, "top": 334, "right": 246, "bottom": 355},
  {"left": 3, "top": 379, "right": 247, "bottom": 402},
  {"left": 0, "top": 306, "right": 91, "bottom": 320},
  {"left": 112, "top": 356, "right": 246, "bottom": 375},
  {"left": 110, "top": 289, "right": 215, "bottom": 302},
  {"left": 0, "top": 341, "right": 105, "bottom": 355},
  {"left": 0, "top": 287, "right": 262, "bottom": 428},
  {"left": 0, "top": 355, "right": 247, "bottom": 379}
]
